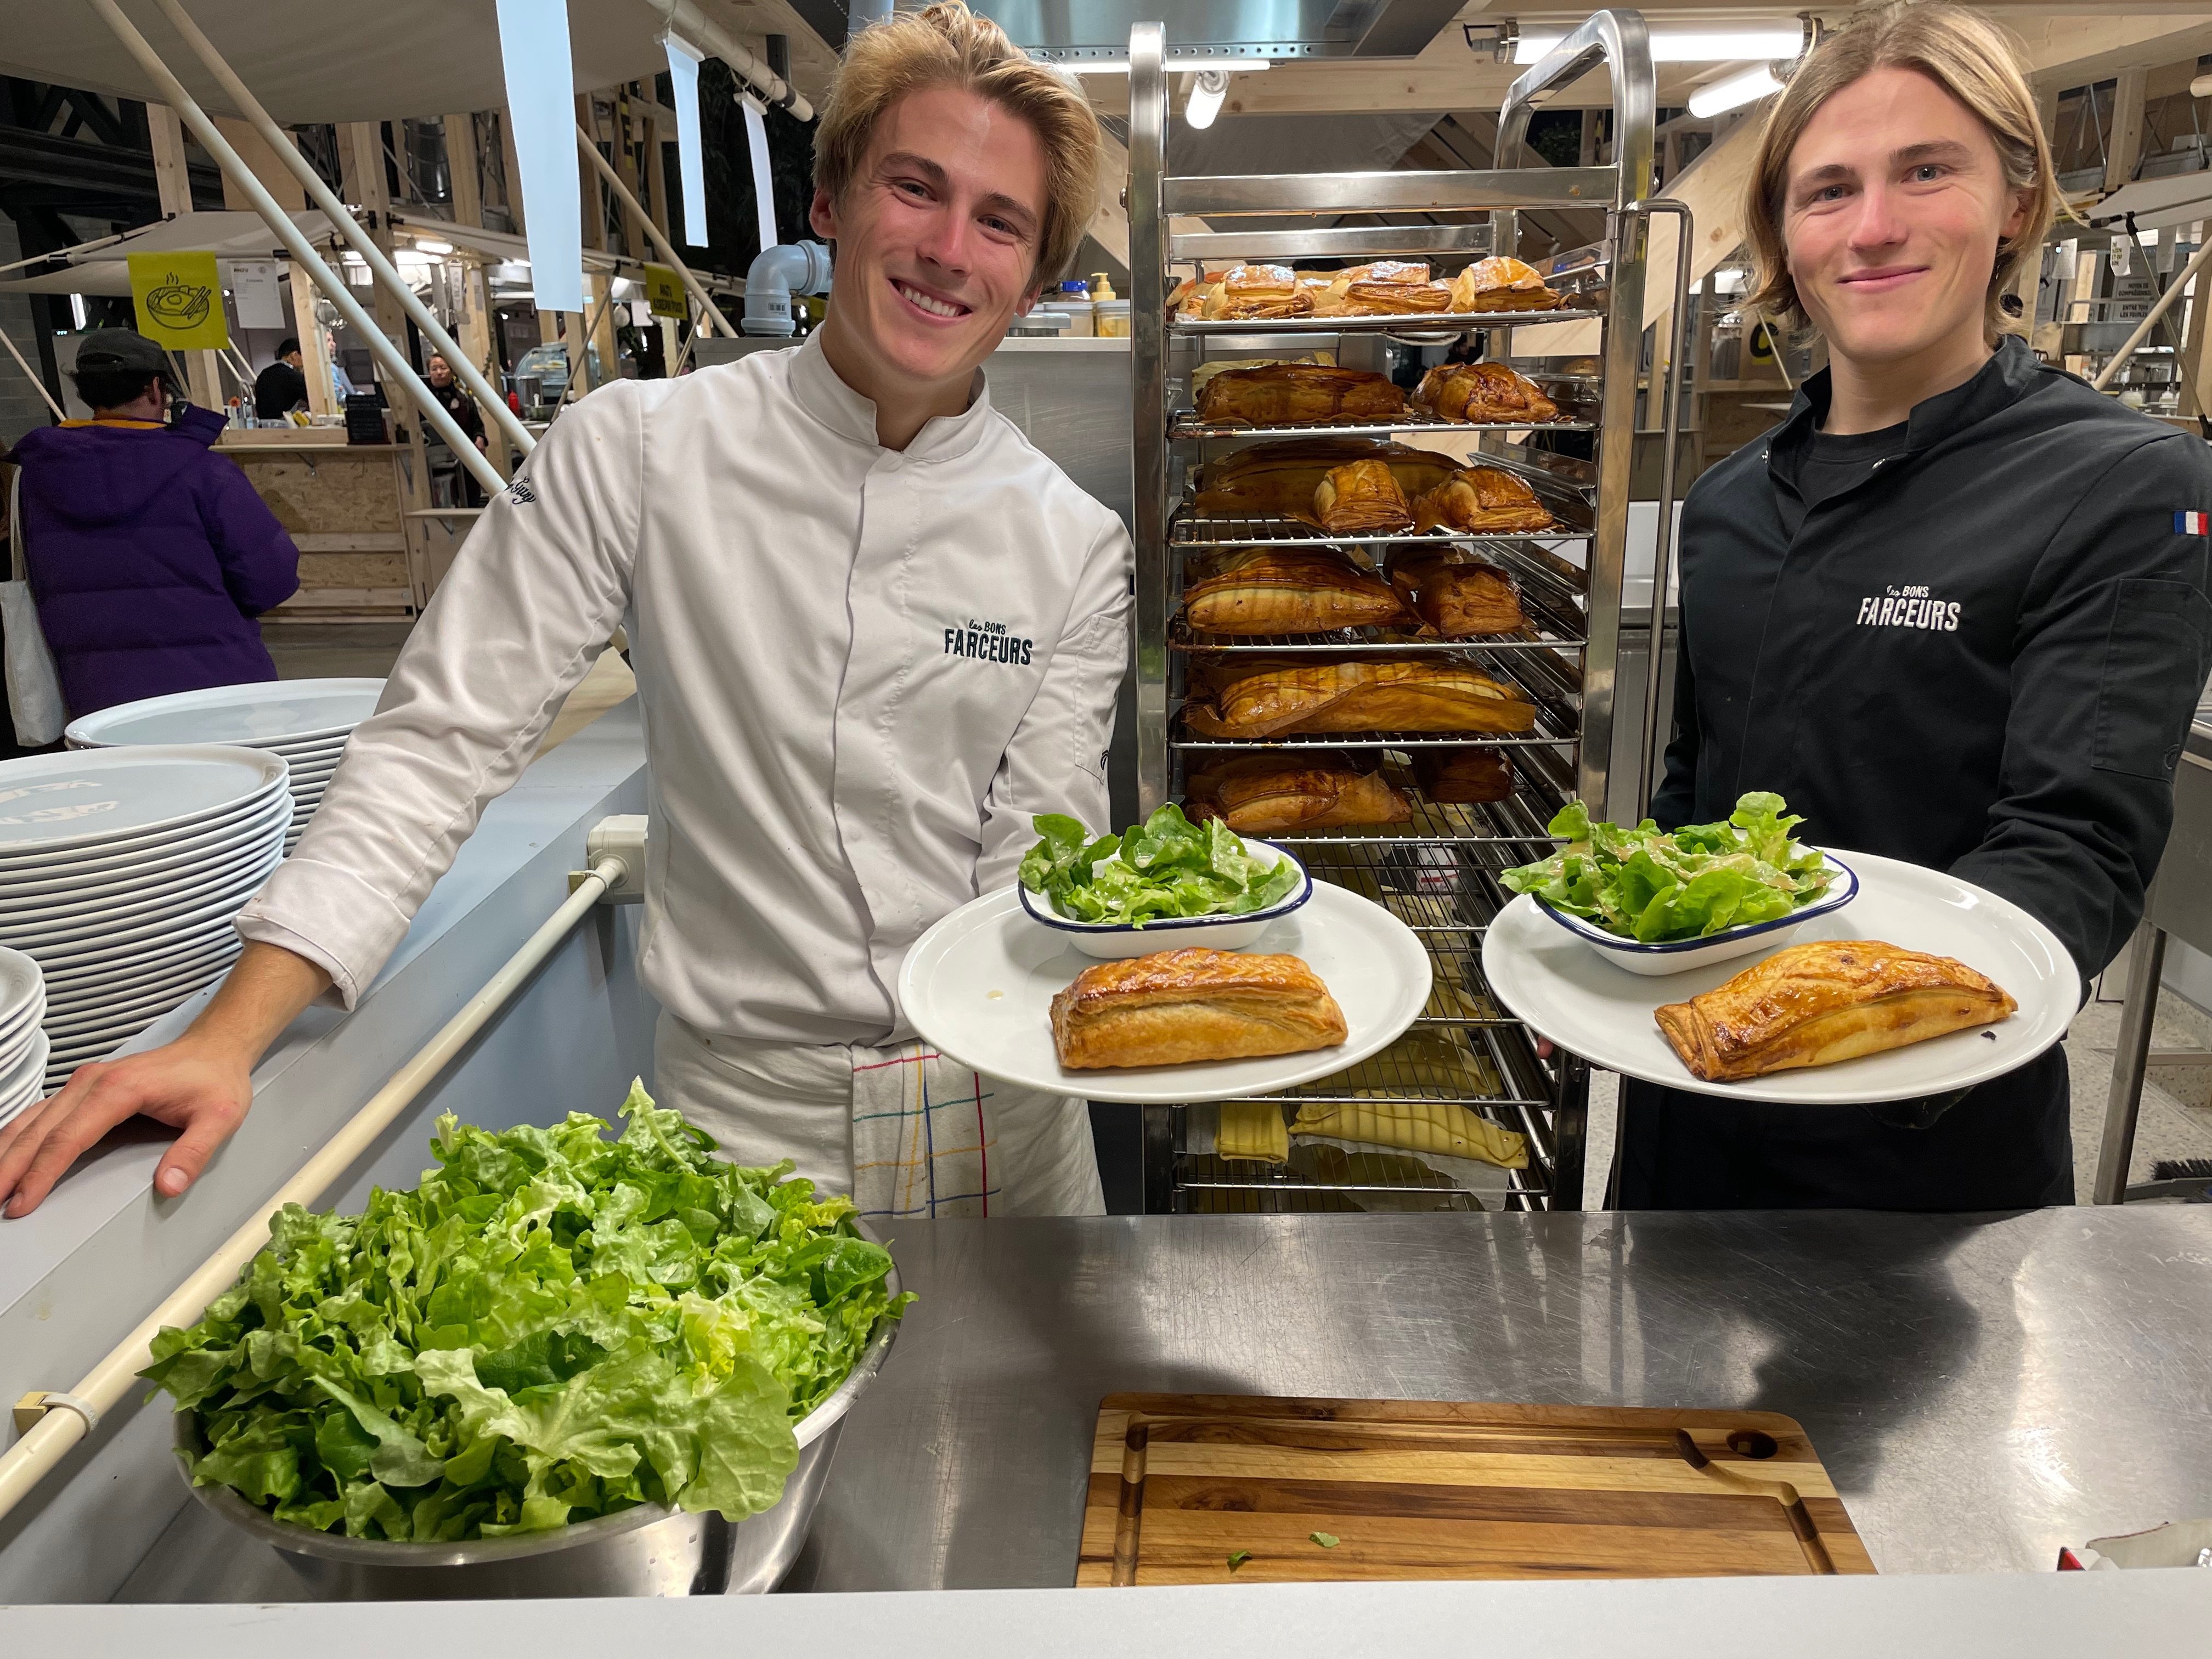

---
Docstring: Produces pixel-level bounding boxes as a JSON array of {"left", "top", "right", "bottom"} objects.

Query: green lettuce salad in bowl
[
  {"left": 1497, "top": 791, "right": 1855, "bottom": 977},
  {"left": 150, "top": 1084, "right": 909, "bottom": 1596},
  {"left": 1017, "top": 802, "right": 1310, "bottom": 958}
]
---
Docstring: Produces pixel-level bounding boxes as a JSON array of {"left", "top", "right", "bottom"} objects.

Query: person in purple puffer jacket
[{"left": 9, "top": 329, "right": 299, "bottom": 718}]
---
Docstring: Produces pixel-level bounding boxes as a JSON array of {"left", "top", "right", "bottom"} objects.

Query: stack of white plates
[
  {"left": 0, "top": 746, "right": 289, "bottom": 1091},
  {"left": 0, "top": 947, "right": 49, "bottom": 1129},
  {"left": 66, "top": 679, "right": 383, "bottom": 851}
]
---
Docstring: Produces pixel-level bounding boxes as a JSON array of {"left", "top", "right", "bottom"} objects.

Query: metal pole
[
  {"left": 2095, "top": 234, "right": 2212, "bottom": 390},
  {"left": 1127, "top": 23, "right": 1169, "bottom": 819},
  {"left": 0, "top": 326, "right": 65, "bottom": 420},
  {"left": 1635, "top": 200, "right": 1695, "bottom": 820},
  {"left": 665, "top": 0, "right": 815, "bottom": 122},
  {"left": 146, "top": 0, "right": 534, "bottom": 460},
  {"left": 2094, "top": 919, "right": 2166, "bottom": 1204},
  {"left": 0, "top": 854, "right": 629, "bottom": 1525},
  {"left": 86, "top": 0, "right": 506, "bottom": 496},
  {"left": 574, "top": 126, "right": 739, "bottom": 339}
]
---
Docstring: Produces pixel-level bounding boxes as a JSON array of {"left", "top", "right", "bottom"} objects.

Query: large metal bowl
[{"left": 172, "top": 1251, "right": 899, "bottom": 1599}]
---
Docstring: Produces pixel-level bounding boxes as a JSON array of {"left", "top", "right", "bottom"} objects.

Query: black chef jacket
[
  {"left": 252, "top": 359, "right": 308, "bottom": 419},
  {"left": 1620, "top": 337, "right": 2212, "bottom": 1212}
]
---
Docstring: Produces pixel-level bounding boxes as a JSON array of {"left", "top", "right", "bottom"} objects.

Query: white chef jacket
[{"left": 236, "top": 334, "right": 1133, "bottom": 1047}]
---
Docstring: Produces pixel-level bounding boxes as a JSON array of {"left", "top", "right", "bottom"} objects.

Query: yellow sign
[
  {"left": 128, "top": 251, "right": 229, "bottom": 351},
  {"left": 643, "top": 263, "right": 687, "bottom": 320}
]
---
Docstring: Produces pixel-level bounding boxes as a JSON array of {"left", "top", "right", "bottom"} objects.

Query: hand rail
[
  {"left": 0, "top": 852, "right": 630, "bottom": 1527},
  {"left": 1493, "top": 9, "right": 1658, "bottom": 255},
  {"left": 1631, "top": 198, "right": 1696, "bottom": 820}
]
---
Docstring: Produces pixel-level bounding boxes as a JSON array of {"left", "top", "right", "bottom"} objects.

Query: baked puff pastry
[
  {"left": 1414, "top": 362, "right": 1560, "bottom": 425},
  {"left": 1314, "top": 261, "right": 1455, "bottom": 318},
  {"left": 1314, "top": 459, "right": 1414, "bottom": 535},
  {"left": 1182, "top": 548, "right": 1410, "bottom": 635},
  {"left": 1183, "top": 660, "right": 1538, "bottom": 738},
  {"left": 1413, "top": 747, "right": 1514, "bottom": 804},
  {"left": 1655, "top": 940, "right": 2019, "bottom": 1084},
  {"left": 1447, "top": 256, "right": 1563, "bottom": 314},
  {"left": 1409, "top": 466, "right": 1556, "bottom": 535},
  {"left": 1187, "top": 752, "right": 1414, "bottom": 834},
  {"left": 1195, "top": 364, "right": 1408, "bottom": 426},
  {"left": 1050, "top": 948, "right": 1348, "bottom": 1070},
  {"left": 1386, "top": 549, "right": 1527, "bottom": 637},
  {"left": 1201, "top": 263, "right": 1313, "bottom": 320},
  {"left": 1195, "top": 439, "right": 1455, "bottom": 526}
]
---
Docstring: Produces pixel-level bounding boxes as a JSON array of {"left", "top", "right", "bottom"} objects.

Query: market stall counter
[{"left": 111, "top": 1205, "right": 2212, "bottom": 1598}]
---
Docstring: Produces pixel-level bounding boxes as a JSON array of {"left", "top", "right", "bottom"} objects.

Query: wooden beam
[
  {"left": 147, "top": 104, "right": 223, "bottom": 410},
  {"left": 289, "top": 259, "right": 337, "bottom": 415},
  {"left": 212, "top": 116, "right": 305, "bottom": 211},
  {"left": 2106, "top": 66, "right": 2148, "bottom": 193},
  {"left": 444, "top": 114, "right": 483, "bottom": 228},
  {"left": 1512, "top": 113, "right": 1761, "bottom": 358}
]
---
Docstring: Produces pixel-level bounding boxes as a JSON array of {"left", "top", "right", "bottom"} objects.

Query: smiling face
[
  {"left": 809, "top": 83, "right": 1050, "bottom": 409},
  {"left": 1782, "top": 65, "right": 2030, "bottom": 373}
]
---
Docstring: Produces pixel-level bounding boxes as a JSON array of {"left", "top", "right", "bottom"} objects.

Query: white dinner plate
[
  {"left": 17, "top": 891, "right": 260, "bottom": 976},
  {"left": 1480, "top": 849, "right": 2076, "bottom": 1104},
  {"left": 0, "top": 788, "right": 289, "bottom": 885},
  {"left": 42, "top": 940, "right": 240, "bottom": 1015},
  {"left": 898, "top": 882, "right": 1433, "bottom": 1104},
  {"left": 64, "top": 680, "right": 384, "bottom": 750},
  {"left": 0, "top": 1032, "right": 50, "bottom": 1127},
  {"left": 0, "top": 825, "right": 285, "bottom": 924},
  {"left": 38, "top": 927, "right": 240, "bottom": 992},
  {"left": 2, "top": 848, "right": 279, "bottom": 950},
  {"left": 43, "top": 970, "right": 228, "bottom": 1042},
  {"left": 0, "top": 944, "right": 44, "bottom": 1025},
  {"left": 0, "top": 746, "right": 289, "bottom": 856}
]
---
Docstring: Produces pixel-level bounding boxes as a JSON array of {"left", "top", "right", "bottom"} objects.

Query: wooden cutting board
[{"left": 1076, "top": 1395, "right": 1875, "bottom": 1586}]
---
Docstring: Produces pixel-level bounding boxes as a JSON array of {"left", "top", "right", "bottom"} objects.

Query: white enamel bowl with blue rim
[
  {"left": 1531, "top": 853, "right": 1859, "bottom": 978},
  {"left": 1016, "top": 840, "right": 1312, "bottom": 959}
]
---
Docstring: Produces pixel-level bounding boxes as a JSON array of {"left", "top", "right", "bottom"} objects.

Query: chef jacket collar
[
  {"left": 1765, "top": 334, "right": 2039, "bottom": 477},
  {"left": 787, "top": 329, "right": 995, "bottom": 464}
]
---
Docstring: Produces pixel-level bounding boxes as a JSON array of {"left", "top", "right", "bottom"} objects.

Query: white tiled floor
[{"left": 1577, "top": 986, "right": 2212, "bottom": 1207}]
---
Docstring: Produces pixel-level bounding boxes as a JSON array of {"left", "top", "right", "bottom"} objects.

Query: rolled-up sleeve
[
  {"left": 236, "top": 383, "right": 646, "bottom": 1005},
  {"left": 974, "top": 513, "right": 1133, "bottom": 890}
]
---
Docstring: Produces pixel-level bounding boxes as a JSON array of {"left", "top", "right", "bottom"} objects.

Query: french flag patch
[{"left": 2179, "top": 510, "right": 2210, "bottom": 534}]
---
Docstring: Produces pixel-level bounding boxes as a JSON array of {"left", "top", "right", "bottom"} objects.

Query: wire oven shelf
[
  {"left": 1170, "top": 507, "right": 1596, "bottom": 549},
  {"left": 1173, "top": 408, "right": 1593, "bottom": 442},
  {"left": 1171, "top": 306, "right": 1607, "bottom": 337},
  {"left": 1126, "top": 13, "right": 1684, "bottom": 1217}
]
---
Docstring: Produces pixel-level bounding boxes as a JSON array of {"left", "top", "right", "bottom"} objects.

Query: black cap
[{"left": 71, "top": 330, "right": 171, "bottom": 376}]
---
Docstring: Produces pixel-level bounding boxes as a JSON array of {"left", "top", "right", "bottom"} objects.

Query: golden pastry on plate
[
  {"left": 1200, "top": 263, "right": 1312, "bottom": 320},
  {"left": 1655, "top": 940, "right": 2018, "bottom": 1084},
  {"left": 1314, "top": 459, "right": 1414, "bottom": 535},
  {"left": 1186, "top": 751, "right": 1414, "bottom": 834},
  {"left": 1386, "top": 548, "right": 1527, "bottom": 637},
  {"left": 1182, "top": 659, "right": 1539, "bottom": 738},
  {"left": 1194, "top": 438, "right": 1455, "bottom": 525},
  {"left": 1447, "top": 256, "right": 1563, "bottom": 313},
  {"left": 1409, "top": 466, "right": 1556, "bottom": 534},
  {"left": 1195, "top": 364, "right": 1408, "bottom": 426},
  {"left": 1414, "top": 362, "right": 1560, "bottom": 425},
  {"left": 1181, "top": 547, "right": 1410, "bottom": 635},
  {"left": 1050, "top": 947, "right": 1348, "bottom": 1070}
]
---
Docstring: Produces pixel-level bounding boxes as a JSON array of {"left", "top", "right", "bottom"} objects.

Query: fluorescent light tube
[
  {"left": 1519, "top": 30, "right": 1802, "bottom": 64},
  {"left": 1185, "top": 70, "right": 1228, "bottom": 129},
  {"left": 1688, "top": 64, "right": 1785, "bottom": 119}
]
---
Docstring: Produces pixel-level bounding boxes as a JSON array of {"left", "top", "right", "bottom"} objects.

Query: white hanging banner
[
  {"left": 740, "top": 92, "right": 777, "bottom": 255},
  {"left": 494, "top": 0, "right": 583, "bottom": 314},
  {"left": 663, "top": 34, "right": 709, "bottom": 246}
]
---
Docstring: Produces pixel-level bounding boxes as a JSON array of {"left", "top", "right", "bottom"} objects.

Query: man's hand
[
  {"left": 0, "top": 1038, "right": 253, "bottom": 1216},
  {"left": 0, "top": 941, "right": 330, "bottom": 1217}
]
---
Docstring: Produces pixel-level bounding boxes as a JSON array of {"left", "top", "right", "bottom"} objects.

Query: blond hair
[
  {"left": 1745, "top": 1, "right": 2058, "bottom": 338},
  {"left": 812, "top": 2, "right": 1102, "bottom": 286}
]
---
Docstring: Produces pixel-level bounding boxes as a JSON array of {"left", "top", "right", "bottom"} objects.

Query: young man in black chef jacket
[{"left": 1622, "top": 1, "right": 2212, "bottom": 1210}]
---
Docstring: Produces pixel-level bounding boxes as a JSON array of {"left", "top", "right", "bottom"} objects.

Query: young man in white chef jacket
[{"left": 0, "top": 3, "right": 1130, "bottom": 1221}]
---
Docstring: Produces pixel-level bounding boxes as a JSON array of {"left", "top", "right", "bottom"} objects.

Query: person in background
[
  {"left": 252, "top": 336, "right": 308, "bottom": 420},
  {"left": 423, "top": 351, "right": 489, "bottom": 506},
  {"left": 6, "top": 329, "right": 299, "bottom": 719}
]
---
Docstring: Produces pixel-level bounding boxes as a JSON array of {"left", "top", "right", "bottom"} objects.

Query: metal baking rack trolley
[{"left": 1125, "top": 11, "right": 1691, "bottom": 1214}]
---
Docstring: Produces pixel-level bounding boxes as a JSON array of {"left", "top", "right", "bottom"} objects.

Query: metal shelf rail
[{"left": 1127, "top": 9, "right": 1690, "bottom": 1216}]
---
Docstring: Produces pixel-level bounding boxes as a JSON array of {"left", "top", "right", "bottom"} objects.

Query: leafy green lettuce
[
  {"left": 143, "top": 1082, "right": 909, "bottom": 1541},
  {"left": 1018, "top": 803, "right": 1300, "bottom": 926},
  {"left": 1498, "top": 790, "right": 1835, "bottom": 943}
]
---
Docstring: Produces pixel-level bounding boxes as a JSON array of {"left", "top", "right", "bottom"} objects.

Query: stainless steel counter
[{"left": 120, "top": 1206, "right": 2212, "bottom": 1600}]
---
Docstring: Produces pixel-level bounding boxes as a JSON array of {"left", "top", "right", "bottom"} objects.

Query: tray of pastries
[
  {"left": 1181, "top": 655, "right": 1541, "bottom": 740},
  {"left": 1171, "top": 256, "right": 1588, "bottom": 333}
]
